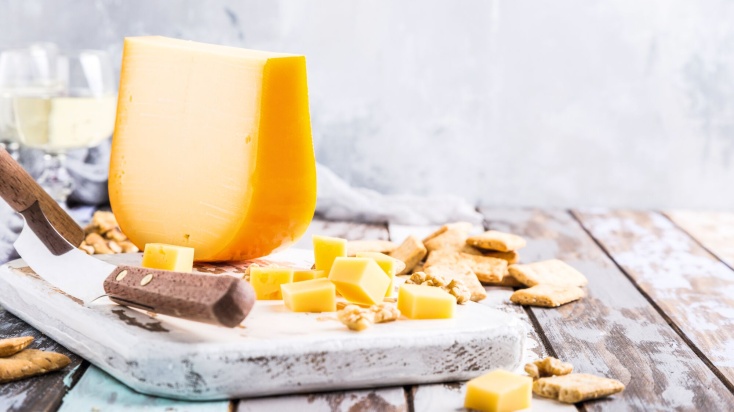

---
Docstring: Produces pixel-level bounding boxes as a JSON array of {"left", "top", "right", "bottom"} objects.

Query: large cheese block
[{"left": 110, "top": 36, "right": 316, "bottom": 261}]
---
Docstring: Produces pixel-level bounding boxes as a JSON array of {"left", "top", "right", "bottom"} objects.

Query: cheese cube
[
  {"left": 249, "top": 267, "right": 294, "bottom": 300},
  {"left": 141, "top": 243, "right": 194, "bottom": 272},
  {"left": 110, "top": 36, "right": 316, "bottom": 261},
  {"left": 355, "top": 252, "right": 398, "bottom": 297},
  {"left": 328, "top": 257, "right": 390, "bottom": 305},
  {"left": 281, "top": 278, "right": 336, "bottom": 312},
  {"left": 293, "top": 269, "right": 326, "bottom": 282},
  {"left": 464, "top": 369, "right": 532, "bottom": 412},
  {"left": 397, "top": 284, "right": 456, "bottom": 319},
  {"left": 313, "top": 235, "right": 347, "bottom": 275}
]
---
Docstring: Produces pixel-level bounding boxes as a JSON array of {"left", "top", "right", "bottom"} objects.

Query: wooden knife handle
[
  {"left": 103, "top": 265, "right": 256, "bottom": 328},
  {"left": 0, "top": 149, "right": 84, "bottom": 247}
]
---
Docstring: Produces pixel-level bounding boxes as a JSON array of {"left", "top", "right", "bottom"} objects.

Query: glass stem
[{"left": 37, "top": 151, "right": 74, "bottom": 207}]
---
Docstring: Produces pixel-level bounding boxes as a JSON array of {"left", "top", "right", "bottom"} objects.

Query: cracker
[
  {"left": 424, "top": 262, "right": 487, "bottom": 302},
  {"left": 509, "top": 259, "right": 587, "bottom": 287},
  {"left": 0, "top": 349, "right": 71, "bottom": 383},
  {"left": 388, "top": 235, "right": 427, "bottom": 275},
  {"left": 525, "top": 357, "right": 573, "bottom": 380},
  {"left": 425, "top": 250, "right": 508, "bottom": 283},
  {"left": 533, "top": 373, "right": 625, "bottom": 403},
  {"left": 423, "top": 227, "right": 469, "bottom": 253},
  {"left": 483, "top": 274, "right": 524, "bottom": 288},
  {"left": 510, "top": 284, "right": 584, "bottom": 307},
  {"left": 481, "top": 250, "right": 520, "bottom": 264},
  {"left": 347, "top": 240, "right": 397, "bottom": 256},
  {"left": 422, "top": 222, "right": 474, "bottom": 244},
  {"left": 466, "top": 230, "right": 526, "bottom": 252},
  {"left": 0, "top": 336, "right": 34, "bottom": 358}
]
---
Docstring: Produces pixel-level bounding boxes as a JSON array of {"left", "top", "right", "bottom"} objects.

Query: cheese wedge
[
  {"left": 110, "top": 36, "right": 316, "bottom": 261},
  {"left": 464, "top": 369, "right": 532, "bottom": 412}
]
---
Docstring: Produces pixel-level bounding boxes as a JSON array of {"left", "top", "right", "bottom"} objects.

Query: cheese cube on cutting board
[
  {"left": 355, "top": 251, "right": 399, "bottom": 297},
  {"left": 281, "top": 278, "right": 336, "bottom": 312},
  {"left": 313, "top": 235, "right": 347, "bottom": 274},
  {"left": 249, "top": 267, "right": 294, "bottom": 300},
  {"left": 109, "top": 36, "right": 316, "bottom": 262},
  {"left": 141, "top": 243, "right": 194, "bottom": 272},
  {"left": 293, "top": 269, "right": 326, "bottom": 282},
  {"left": 464, "top": 369, "right": 532, "bottom": 412},
  {"left": 328, "top": 257, "right": 390, "bottom": 305},
  {"left": 398, "top": 284, "right": 455, "bottom": 319}
]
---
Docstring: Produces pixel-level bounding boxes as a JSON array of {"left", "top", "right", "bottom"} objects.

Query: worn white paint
[{"left": 0, "top": 252, "right": 525, "bottom": 401}]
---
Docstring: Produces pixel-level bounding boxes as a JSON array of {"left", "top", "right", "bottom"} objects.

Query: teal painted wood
[
  {"left": 0, "top": 307, "right": 87, "bottom": 412},
  {"left": 58, "top": 366, "right": 230, "bottom": 412}
]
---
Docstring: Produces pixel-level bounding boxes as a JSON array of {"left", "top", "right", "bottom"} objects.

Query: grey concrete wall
[{"left": 2, "top": 0, "right": 733, "bottom": 209}]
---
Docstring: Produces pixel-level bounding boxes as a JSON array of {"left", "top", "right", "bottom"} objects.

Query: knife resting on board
[{"left": 0, "top": 148, "right": 256, "bottom": 327}]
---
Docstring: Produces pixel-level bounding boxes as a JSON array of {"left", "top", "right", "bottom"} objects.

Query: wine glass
[
  {"left": 0, "top": 43, "right": 61, "bottom": 159},
  {"left": 11, "top": 49, "right": 117, "bottom": 207}
]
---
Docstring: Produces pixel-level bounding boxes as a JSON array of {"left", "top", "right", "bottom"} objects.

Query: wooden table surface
[{"left": 2, "top": 208, "right": 734, "bottom": 411}]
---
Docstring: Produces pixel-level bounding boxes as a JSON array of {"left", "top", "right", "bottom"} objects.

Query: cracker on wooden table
[
  {"left": 347, "top": 240, "right": 397, "bottom": 256},
  {"left": 424, "top": 262, "right": 487, "bottom": 302},
  {"left": 423, "top": 227, "right": 469, "bottom": 253},
  {"left": 0, "top": 349, "right": 71, "bottom": 383},
  {"left": 0, "top": 336, "right": 34, "bottom": 358},
  {"left": 425, "top": 250, "right": 508, "bottom": 283},
  {"left": 483, "top": 274, "right": 524, "bottom": 288},
  {"left": 525, "top": 357, "right": 574, "bottom": 380},
  {"left": 466, "top": 230, "right": 527, "bottom": 252},
  {"left": 422, "top": 222, "right": 475, "bottom": 244},
  {"left": 533, "top": 373, "right": 625, "bottom": 403},
  {"left": 510, "top": 284, "right": 584, "bottom": 307},
  {"left": 388, "top": 235, "right": 427, "bottom": 275},
  {"left": 509, "top": 259, "right": 588, "bottom": 287}
]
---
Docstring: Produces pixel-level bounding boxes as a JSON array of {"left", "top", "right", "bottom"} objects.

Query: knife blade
[{"left": 1, "top": 150, "right": 256, "bottom": 328}]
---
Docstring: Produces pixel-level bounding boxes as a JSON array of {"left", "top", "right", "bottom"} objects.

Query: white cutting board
[{"left": 0, "top": 250, "right": 526, "bottom": 401}]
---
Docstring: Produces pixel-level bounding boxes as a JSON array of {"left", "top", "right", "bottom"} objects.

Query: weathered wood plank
[
  {"left": 480, "top": 208, "right": 734, "bottom": 410},
  {"left": 0, "top": 307, "right": 87, "bottom": 412},
  {"left": 575, "top": 209, "right": 734, "bottom": 390},
  {"left": 58, "top": 366, "right": 230, "bottom": 412},
  {"left": 237, "top": 387, "right": 407, "bottom": 412},
  {"left": 295, "top": 219, "right": 390, "bottom": 249},
  {"left": 665, "top": 210, "right": 734, "bottom": 268}
]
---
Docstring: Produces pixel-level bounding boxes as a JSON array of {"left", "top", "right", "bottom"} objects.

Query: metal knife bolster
[{"left": 16, "top": 202, "right": 255, "bottom": 328}]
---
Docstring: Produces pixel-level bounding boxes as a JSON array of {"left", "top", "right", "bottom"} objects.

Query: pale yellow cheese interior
[{"left": 110, "top": 36, "right": 316, "bottom": 261}]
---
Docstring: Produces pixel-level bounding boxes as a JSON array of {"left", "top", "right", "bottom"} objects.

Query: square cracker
[
  {"left": 425, "top": 250, "right": 508, "bottom": 283},
  {"left": 388, "top": 235, "right": 427, "bottom": 275},
  {"left": 347, "top": 240, "right": 397, "bottom": 256},
  {"left": 422, "top": 222, "right": 474, "bottom": 244},
  {"left": 533, "top": 373, "right": 625, "bottom": 403},
  {"left": 423, "top": 227, "right": 469, "bottom": 253},
  {"left": 424, "top": 262, "right": 487, "bottom": 302},
  {"left": 483, "top": 274, "right": 524, "bottom": 288},
  {"left": 0, "top": 349, "right": 71, "bottom": 383},
  {"left": 0, "top": 336, "right": 34, "bottom": 358},
  {"left": 509, "top": 259, "right": 587, "bottom": 287},
  {"left": 510, "top": 284, "right": 584, "bottom": 307},
  {"left": 466, "top": 230, "right": 526, "bottom": 252}
]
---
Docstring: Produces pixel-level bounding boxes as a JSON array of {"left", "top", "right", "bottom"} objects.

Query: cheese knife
[{"left": 0, "top": 149, "right": 256, "bottom": 327}]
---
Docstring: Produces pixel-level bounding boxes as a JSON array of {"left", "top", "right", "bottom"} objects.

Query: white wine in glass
[{"left": 12, "top": 49, "right": 117, "bottom": 206}]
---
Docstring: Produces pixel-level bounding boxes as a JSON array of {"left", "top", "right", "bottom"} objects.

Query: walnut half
[{"left": 406, "top": 272, "right": 471, "bottom": 304}]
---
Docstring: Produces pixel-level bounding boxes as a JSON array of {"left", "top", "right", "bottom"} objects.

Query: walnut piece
[
  {"left": 338, "top": 304, "right": 373, "bottom": 331},
  {"left": 79, "top": 211, "right": 138, "bottom": 255},
  {"left": 406, "top": 271, "right": 471, "bottom": 304},
  {"left": 370, "top": 303, "right": 400, "bottom": 323},
  {"left": 525, "top": 357, "right": 574, "bottom": 380}
]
